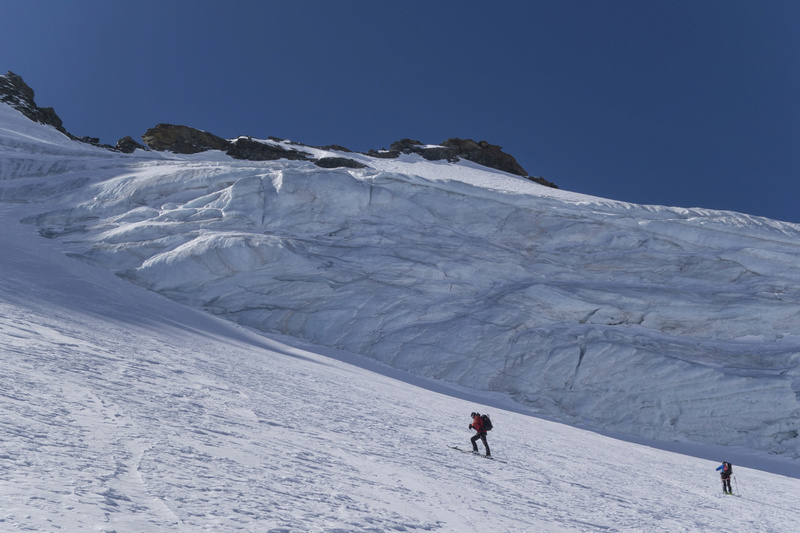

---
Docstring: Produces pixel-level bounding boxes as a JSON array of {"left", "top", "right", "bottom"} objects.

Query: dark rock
[
  {"left": 381, "top": 137, "right": 529, "bottom": 176},
  {"left": 0, "top": 71, "right": 66, "bottom": 133},
  {"left": 318, "top": 144, "right": 353, "bottom": 153},
  {"left": 138, "top": 128, "right": 316, "bottom": 162},
  {"left": 440, "top": 138, "right": 529, "bottom": 177},
  {"left": 226, "top": 137, "right": 312, "bottom": 161},
  {"left": 115, "top": 136, "right": 147, "bottom": 153},
  {"left": 0, "top": 71, "right": 118, "bottom": 150},
  {"left": 314, "top": 157, "right": 367, "bottom": 169},
  {"left": 386, "top": 139, "right": 454, "bottom": 161},
  {"left": 389, "top": 138, "right": 425, "bottom": 153},
  {"left": 2, "top": 72, "right": 557, "bottom": 187},
  {"left": 366, "top": 149, "right": 400, "bottom": 159},
  {"left": 527, "top": 176, "right": 559, "bottom": 189},
  {"left": 419, "top": 147, "right": 460, "bottom": 163},
  {"left": 375, "top": 136, "right": 557, "bottom": 187},
  {"left": 141, "top": 124, "right": 230, "bottom": 154}
]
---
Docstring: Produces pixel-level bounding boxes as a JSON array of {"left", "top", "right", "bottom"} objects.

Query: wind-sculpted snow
[{"left": 3, "top": 102, "right": 800, "bottom": 458}]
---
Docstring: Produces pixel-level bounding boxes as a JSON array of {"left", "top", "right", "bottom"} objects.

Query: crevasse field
[{"left": 1, "top": 102, "right": 799, "bottom": 531}]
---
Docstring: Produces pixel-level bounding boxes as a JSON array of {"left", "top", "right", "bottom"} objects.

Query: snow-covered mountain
[
  {"left": 2, "top": 83, "right": 800, "bottom": 462},
  {"left": 3, "top": 77, "right": 800, "bottom": 531}
]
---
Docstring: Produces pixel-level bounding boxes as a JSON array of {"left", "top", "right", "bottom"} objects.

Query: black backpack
[
  {"left": 723, "top": 462, "right": 733, "bottom": 475},
  {"left": 481, "top": 414, "right": 493, "bottom": 431}
]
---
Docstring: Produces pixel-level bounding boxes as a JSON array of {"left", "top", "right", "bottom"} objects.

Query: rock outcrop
[
  {"left": 141, "top": 124, "right": 230, "bottom": 154},
  {"left": 525, "top": 175, "right": 558, "bottom": 188},
  {"left": 368, "top": 137, "right": 557, "bottom": 187},
  {"left": 1, "top": 72, "right": 556, "bottom": 186},
  {"left": 389, "top": 137, "right": 528, "bottom": 176},
  {"left": 115, "top": 136, "right": 147, "bottom": 154},
  {"left": 0, "top": 71, "right": 116, "bottom": 150},
  {"left": 1, "top": 71, "right": 66, "bottom": 133},
  {"left": 440, "top": 138, "right": 529, "bottom": 177},
  {"left": 227, "top": 137, "right": 312, "bottom": 161},
  {"left": 314, "top": 157, "right": 367, "bottom": 169},
  {"left": 140, "top": 126, "right": 314, "bottom": 161}
]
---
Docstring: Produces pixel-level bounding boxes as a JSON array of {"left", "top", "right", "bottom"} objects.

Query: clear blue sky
[{"left": 3, "top": 1, "right": 799, "bottom": 223}]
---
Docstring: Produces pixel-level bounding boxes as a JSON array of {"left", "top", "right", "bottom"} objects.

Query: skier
[
  {"left": 469, "top": 412, "right": 491, "bottom": 456},
  {"left": 716, "top": 461, "right": 733, "bottom": 494}
]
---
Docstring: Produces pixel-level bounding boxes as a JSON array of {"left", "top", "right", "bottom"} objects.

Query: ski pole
[{"left": 734, "top": 475, "right": 739, "bottom": 496}]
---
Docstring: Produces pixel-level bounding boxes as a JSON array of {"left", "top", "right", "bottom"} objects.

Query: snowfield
[{"left": 1, "top": 101, "right": 800, "bottom": 531}]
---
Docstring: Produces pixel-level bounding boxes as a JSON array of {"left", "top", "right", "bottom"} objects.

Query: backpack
[
  {"left": 481, "top": 414, "right": 493, "bottom": 431},
  {"left": 723, "top": 462, "right": 733, "bottom": 474}
]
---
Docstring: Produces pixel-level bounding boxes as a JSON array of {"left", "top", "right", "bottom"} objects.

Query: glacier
[
  {"left": 2, "top": 99, "right": 800, "bottom": 462},
  {"left": 4, "top": 96, "right": 800, "bottom": 531}
]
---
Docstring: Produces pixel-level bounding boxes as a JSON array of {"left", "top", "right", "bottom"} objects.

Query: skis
[{"left": 447, "top": 445, "right": 507, "bottom": 463}]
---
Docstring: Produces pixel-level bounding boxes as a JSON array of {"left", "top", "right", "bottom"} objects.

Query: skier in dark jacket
[
  {"left": 469, "top": 412, "right": 490, "bottom": 456},
  {"left": 716, "top": 462, "right": 733, "bottom": 494}
]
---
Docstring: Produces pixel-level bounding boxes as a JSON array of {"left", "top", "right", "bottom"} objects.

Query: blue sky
[{"left": 3, "top": 1, "right": 799, "bottom": 223}]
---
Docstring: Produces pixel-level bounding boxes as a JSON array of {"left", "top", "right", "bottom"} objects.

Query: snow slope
[
  {"left": 3, "top": 186, "right": 800, "bottom": 532},
  {"left": 5, "top": 103, "right": 800, "bottom": 459},
  {"left": 2, "top": 98, "right": 800, "bottom": 483}
]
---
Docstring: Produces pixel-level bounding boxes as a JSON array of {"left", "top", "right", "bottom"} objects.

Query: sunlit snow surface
[
  {"left": 3, "top": 103, "right": 800, "bottom": 456},
  {"left": 2, "top": 103, "right": 800, "bottom": 530}
]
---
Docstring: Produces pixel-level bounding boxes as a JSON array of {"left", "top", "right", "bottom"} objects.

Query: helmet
[{"left": 471, "top": 412, "right": 478, "bottom": 417}]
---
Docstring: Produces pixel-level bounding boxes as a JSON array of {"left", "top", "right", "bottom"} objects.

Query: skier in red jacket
[{"left": 469, "top": 412, "right": 491, "bottom": 456}]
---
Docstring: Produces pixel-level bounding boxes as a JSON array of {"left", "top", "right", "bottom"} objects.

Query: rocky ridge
[
  {"left": 0, "top": 71, "right": 113, "bottom": 149},
  {"left": 0, "top": 71, "right": 556, "bottom": 186}
]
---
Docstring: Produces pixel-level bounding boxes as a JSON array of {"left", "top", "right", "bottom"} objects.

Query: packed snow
[{"left": 1, "top": 101, "right": 800, "bottom": 531}]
